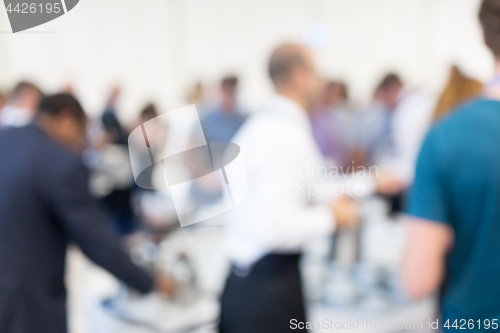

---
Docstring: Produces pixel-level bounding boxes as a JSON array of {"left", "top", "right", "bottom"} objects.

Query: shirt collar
[
  {"left": 483, "top": 74, "right": 500, "bottom": 100},
  {"left": 0, "top": 105, "right": 33, "bottom": 128},
  {"left": 267, "top": 94, "right": 312, "bottom": 132}
]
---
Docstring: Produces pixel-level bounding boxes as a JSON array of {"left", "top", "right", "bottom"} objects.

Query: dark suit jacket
[{"left": 0, "top": 124, "right": 153, "bottom": 333}]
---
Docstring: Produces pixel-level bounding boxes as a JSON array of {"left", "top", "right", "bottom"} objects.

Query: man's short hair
[
  {"left": 9, "top": 81, "right": 43, "bottom": 101},
  {"left": 327, "top": 81, "right": 349, "bottom": 100},
  {"left": 376, "top": 73, "right": 402, "bottom": 91},
  {"left": 480, "top": 0, "right": 500, "bottom": 57},
  {"left": 268, "top": 44, "right": 309, "bottom": 86},
  {"left": 221, "top": 76, "right": 238, "bottom": 89},
  {"left": 38, "top": 94, "right": 86, "bottom": 124},
  {"left": 140, "top": 103, "right": 158, "bottom": 122}
]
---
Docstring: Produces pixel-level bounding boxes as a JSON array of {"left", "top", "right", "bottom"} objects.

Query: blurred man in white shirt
[
  {"left": 219, "top": 44, "right": 360, "bottom": 333},
  {"left": 0, "top": 81, "right": 43, "bottom": 129}
]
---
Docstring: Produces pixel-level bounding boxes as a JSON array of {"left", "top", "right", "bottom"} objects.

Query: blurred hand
[
  {"left": 376, "top": 174, "right": 407, "bottom": 195},
  {"left": 154, "top": 274, "right": 176, "bottom": 298},
  {"left": 332, "top": 196, "right": 360, "bottom": 229}
]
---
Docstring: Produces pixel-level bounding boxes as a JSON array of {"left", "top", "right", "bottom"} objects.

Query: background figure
[
  {"left": 355, "top": 73, "right": 435, "bottom": 212},
  {"left": 432, "top": 65, "right": 483, "bottom": 122},
  {"left": 127, "top": 102, "right": 179, "bottom": 229},
  {"left": 0, "top": 81, "right": 43, "bottom": 128},
  {"left": 199, "top": 75, "right": 246, "bottom": 143},
  {"left": 310, "top": 80, "right": 358, "bottom": 169},
  {"left": 378, "top": 73, "right": 435, "bottom": 186},
  {"left": 139, "top": 102, "right": 159, "bottom": 124},
  {"left": 101, "top": 85, "right": 128, "bottom": 145},
  {"left": 0, "top": 91, "right": 5, "bottom": 110},
  {"left": 186, "top": 81, "right": 205, "bottom": 108},
  {"left": 357, "top": 74, "right": 400, "bottom": 168},
  {"left": 134, "top": 103, "right": 165, "bottom": 182},
  {"left": 363, "top": 73, "right": 435, "bottom": 186},
  {"left": 188, "top": 76, "right": 247, "bottom": 207},
  {"left": 89, "top": 86, "right": 137, "bottom": 235}
]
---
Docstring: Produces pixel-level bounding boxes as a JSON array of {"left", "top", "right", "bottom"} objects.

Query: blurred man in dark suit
[{"left": 0, "top": 94, "right": 174, "bottom": 333}]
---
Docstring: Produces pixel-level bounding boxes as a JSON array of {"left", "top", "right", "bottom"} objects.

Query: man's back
[
  {"left": 0, "top": 125, "right": 77, "bottom": 332},
  {"left": 407, "top": 98, "right": 500, "bottom": 323},
  {"left": 0, "top": 125, "right": 152, "bottom": 333}
]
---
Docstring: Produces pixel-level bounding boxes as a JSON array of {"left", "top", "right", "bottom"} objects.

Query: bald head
[
  {"left": 268, "top": 44, "right": 313, "bottom": 88},
  {"left": 267, "top": 44, "right": 322, "bottom": 110}
]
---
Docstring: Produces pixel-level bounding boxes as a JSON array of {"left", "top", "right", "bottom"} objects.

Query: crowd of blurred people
[{"left": 0, "top": 61, "right": 483, "bottom": 223}]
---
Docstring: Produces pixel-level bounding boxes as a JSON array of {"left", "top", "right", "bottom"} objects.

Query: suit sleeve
[{"left": 51, "top": 159, "right": 154, "bottom": 293}]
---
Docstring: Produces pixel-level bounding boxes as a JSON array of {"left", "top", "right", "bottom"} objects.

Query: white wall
[{"left": 0, "top": 0, "right": 493, "bottom": 123}]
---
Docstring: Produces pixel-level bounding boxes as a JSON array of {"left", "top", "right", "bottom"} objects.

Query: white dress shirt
[
  {"left": 380, "top": 88, "right": 436, "bottom": 183},
  {"left": 223, "top": 95, "right": 343, "bottom": 271},
  {"left": 0, "top": 106, "right": 33, "bottom": 128}
]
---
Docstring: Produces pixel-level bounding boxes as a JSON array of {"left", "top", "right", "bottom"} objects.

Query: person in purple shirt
[{"left": 310, "top": 80, "right": 353, "bottom": 168}]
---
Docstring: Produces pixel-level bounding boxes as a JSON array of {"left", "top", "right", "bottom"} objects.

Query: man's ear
[
  {"left": 57, "top": 109, "right": 78, "bottom": 125},
  {"left": 291, "top": 67, "right": 307, "bottom": 89},
  {"left": 52, "top": 110, "right": 81, "bottom": 136}
]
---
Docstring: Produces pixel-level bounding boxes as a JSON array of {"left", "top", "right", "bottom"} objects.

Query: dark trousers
[{"left": 219, "top": 254, "right": 306, "bottom": 333}]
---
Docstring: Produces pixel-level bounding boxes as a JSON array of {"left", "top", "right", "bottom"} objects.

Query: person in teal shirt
[{"left": 402, "top": 0, "right": 500, "bottom": 330}]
